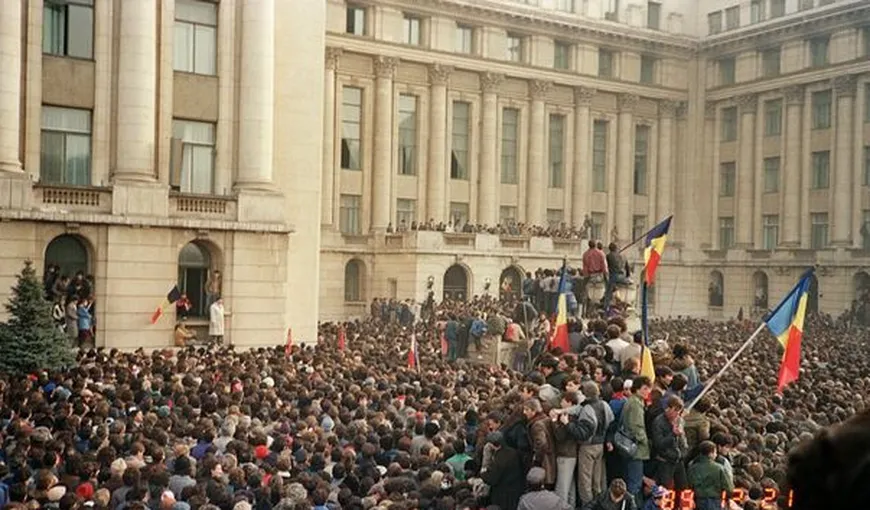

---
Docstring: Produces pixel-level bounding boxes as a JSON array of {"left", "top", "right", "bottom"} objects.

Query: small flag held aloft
[{"left": 150, "top": 285, "right": 182, "bottom": 324}]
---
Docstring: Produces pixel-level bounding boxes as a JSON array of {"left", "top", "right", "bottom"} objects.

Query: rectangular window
[
  {"left": 554, "top": 42, "right": 571, "bottom": 70},
  {"left": 43, "top": 0, "right": 93, "bottom": 59},
  {"left": 750, "top": 0, "right": 764, "bottom": 23},
  {"left": 863, "top": 26, "right": 870, "bottom": 57},
  {"left": 339, "top": 194, "right": 362, "bottom": 235},
  {"left": 762, "top": 215, "right": 779, "bottom": 250},
  {"left": 770, "top": 0, "right": 786, "bottom": 18},
  {"left": 548, "top": 114, "right": 565, "bottom": 188},
  {"left": 501, "top": 108, "right": 519, "bottom": 184},
  {"left": 865, "top": 146, "right": 870, "bottom": 186},
  {"left": 640, "top": 56, "right": 656, "bottom": 84},
  {"left": 604, "top": 0, "right": 620, "bottom": 20},
  {"left": 812, "top": 90, "right": 832, "bottom": 130},
  {"left": 173, "top": 0, "right": 217, "bottom": 75},
  {"left": 396, "top": 199, "right": 416, "bottom": 228},
  {"left": 764, "top": 99, "right": 782, "bottom": 136},
  {"left": 397, "top": 94, "right": 417, "bottom": 176},
  {"left": 592, "top": 120, "right": 608, "bottom": 192},
  {"left": 721, "top": 106, "right": 737, "bottom": 142},
  {"left": 449, "top": 202, "right": 469, "bottom": 226},
  {"left": 810, "top": 36, "right": 829, "bottom": 67},
  {"left": 764, "top": 157, "right": 780, "bottom": 192},
  {"left": 725, "top": 6, "right": 740, "bottom": 29},
  {"left": 719, "top": 217, "right": 735, "bottom": 249},
  {"left": 811, "top": 213, "right": 829, "bottom": 249},
  {"left": 719, "top": 162, "right": 736, "bottom": 197},
  {"left": 554, "top": 0, "right": 574, "bottom": 12},
  {"left": 403, "top": 14, "right": 421, "bottom": 45},
  {"left": 599, "top": 49, "right": 614, "bottom": 78},
  {"left": 632, "top": 215, "right": 647, "bottom": 243},
  {"left": 648, "top": 2, "right": 661, "bottom": 30},
  {"left": 799, "top": 0, "right": 814, "bottom": 10},
  {"left": 346, "top": 5, "right": 367, "bottom": 35},
  {"left": 634, "top": 125, "right": 649, "bottom": 195},
  {"left": 547, "top": 209, "right": 564, "bottom": 228},
  {"left": 761, "top": 47, "right": 781, "bottom": 77},
  {"left": 500, "top": 206, "right": 517, "bottom": 225},
  {"left": 708, "top": 11, "right": 723, "bottom": 34},
  {"left": 591, "top": 213, "right": 605, "bottom": 241},
  {"left": 40, "top": 106, "right": 92, "bottom": 186},
  {"left": 719, "top": 57, "right": 736, "bottom": 85},
  {"left": 451, "top": 102, "right": 470, "bottom": 180},
  {"left": 341, "top": 87, "right": 363, "bottom": 171},
  {"left": 507, "top": 34, "right": 523, "bottom": 62},
  {"left": 812, "top": 150, "right": 830, "bottom": 189},
  {"left": 456, "top": 24, "right": 474, "bottom": 54},
  {"left": 171, "top": 119, "right": 215, "bottom": 194}
]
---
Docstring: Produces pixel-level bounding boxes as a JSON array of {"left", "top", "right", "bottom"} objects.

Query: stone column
[
  {"left": 615, "top": 93, "right": 638, "bottom": 245},
  {"left": 235, "top": 0, "right": 275, "bottom": 189},
  {"left": 832, "top": 74, "right": 856, "bottom": 246},
  {"left": 572, "top": 87, "right": 595, "bottom": 228},
  {"left": 427, "top": 64, "right": 452, "bottom": 222},
  {"left": 705, "top": 101, "right": 718, "bottom": 247},
  {"left": 478, "top": 72, "right": 503, "bottom": 226},
  {"left": 371, "top": 56, "right": 398, "bottom": 231},
  {"left": 736, "top": 93, "right": 757, "bottom": 248},
  {"left": 321, "top": 48, "right": 341, "bottom": 225},
  {"left": 526, "top": 80, "right": 551, "bottom": 226},
  {"left": 0, "top": 0, "right": 23, "bottom": 174},
  {"left": 781, "top": 85, "right": 804, "bottom": 247},
  {"left": 114, "top": 0, "right": 158, "bottom": 181},
  {"left": 656, "top": 100, "right": 677, "bottom": 221}
]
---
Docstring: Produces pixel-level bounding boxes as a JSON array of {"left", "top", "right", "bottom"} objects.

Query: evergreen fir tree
[{"left": 0, "top": 260, "right": 75, "bottom": 375}]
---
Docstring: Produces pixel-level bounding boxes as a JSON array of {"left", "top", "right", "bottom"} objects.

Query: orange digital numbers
[
  {"left": 679, "top": 490, "right": 695, "bottom": 510},
  {"left": 762, "top": 488, "right": 778, "bottom": 509},
  {"left": 666, "top": 487, "right": 793, "bottom": 509},
  {"left": 661, "top": 489, "right": 676, "bottom": 510}
]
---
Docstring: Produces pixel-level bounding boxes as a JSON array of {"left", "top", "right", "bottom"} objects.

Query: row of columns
[
  {"left": 321, "top": 51, "right": 680, "bottom": 239},
  {"left": 709, "top": 74, "right": 863, "bottom": 250}
]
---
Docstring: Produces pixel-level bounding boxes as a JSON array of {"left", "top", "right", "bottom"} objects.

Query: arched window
[
  {"left": 178, "top": 242, "right": 211, "bottom": 317},
  {"left": 344, "top": 259, "right": 363, "bottom": 302},
  {"left": 753, "top": 271, "right": 769, "bottom": 310},
  {"left": 499, "top": 266, "right": 524, "bottom": 300},
  {"left": 708, "top": 270, "right": 724, "bottom": 307},
  {"left": 443, "top": 264, "right": 469, "bottom": 302},
  {"left": 45, "top": 234, "right": 89, "bottom": 279}
]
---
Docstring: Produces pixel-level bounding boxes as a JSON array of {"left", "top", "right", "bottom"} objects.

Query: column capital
[
  {"left": 704, "top": 101, "right": 717, "bottom": 119},
  {"left": 658, "top": 100, "right": 679, "bottom": 118},
  {"left": 832, "top": 74, "right": 858, "bottom": 97},
  {"left": 782, "top": 85, "right": 804, "bottom": 105},
  {"left": 325, "top": 47, "right": 342, "bottom": 70},
  {"left": 574, "top": 86, "right": 596, "bottom": 106},
  {"left": 530, "top": 80, "right": 553, "bottom": 100},
  {"left": 480, "top": 72, "right": 505, "bottom": 93},
  {"left": 373, "top": 56, "right": 399, "bottom": 79},
  {"left": 736, "top": 93, "right": 758, "bottom": 115},
  {"left": 618, "top": 93, "right": 639, "bottom": 113},
  {"left": 676, "top": 101, "right": 689, "bottom": 120},
  {"left": 428, "top": 63, "right": 453, "bottom": 86}
]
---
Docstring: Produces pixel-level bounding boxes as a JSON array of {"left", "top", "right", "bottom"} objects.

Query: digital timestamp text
[{"left": 659, "top": 488, "right": 795, "bottom": 509}]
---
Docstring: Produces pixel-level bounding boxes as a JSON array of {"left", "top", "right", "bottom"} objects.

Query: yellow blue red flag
[
  {"left": 764, "top": 269, "right": 813, "bottom": 391},
  {"left": 549, "top": 260, "right": 570, "bottom": 353},
  {"left": 643, "top": 216, "right": 673, "bottom": 286}
]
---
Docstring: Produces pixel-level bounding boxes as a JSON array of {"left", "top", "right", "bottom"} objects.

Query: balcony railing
[
  {"left": 169, "top": 193, "right": 236, "bottom": 221},
  {"left": 34, "top": 184, "right": 112, "bottom": 214}
]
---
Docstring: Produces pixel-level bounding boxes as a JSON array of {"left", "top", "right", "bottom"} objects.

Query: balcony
[
  {"left": 34, "top": 184, "right": 112, "bottom": 214},
  {"left": 332, "top": 230, "right": 587, "bottom": 257},
  {"left": 169, "top": 193, "right": 236, "bottom": 222}
]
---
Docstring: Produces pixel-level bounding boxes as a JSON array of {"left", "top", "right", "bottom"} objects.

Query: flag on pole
[
  {"left": 764, "top": 269, "right": 813, "bottom": 391},
  {"left": 337, "top": 325, "right": 346, "bottom": 352},
  {"left": 549, "top": 259, "right": 571, "bottom": 353},
  {"left": 150, "top": 285, "right": 182, "bottom": 324},
  {"left": 643, "top": 215, "right": 673, "bottom": 285},
  {"left": 640, "top": 280, "right": 656, "bottom": 383},
  {"left": 285, "top": 327, "right": 293, "bottom": 358},
  {"left": 408, "top": 332, "right": 419, "bottom": 371}
]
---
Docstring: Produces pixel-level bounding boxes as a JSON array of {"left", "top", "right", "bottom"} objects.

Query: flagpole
[{"left": 685, "top": 322, "right": 767, "bottom": 412}]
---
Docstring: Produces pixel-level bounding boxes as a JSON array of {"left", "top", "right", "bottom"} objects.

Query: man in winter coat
[
  {"left": 524, "top": 398, "right": 557, "bottom": 487},
  {"left": 573, "top": 381, "right": 615, "bottom": 505},
  {"left": 481, "top": 432, "right": 526, "bottom": 510},
  {"left": 518, "top": 467, "right": 572, "bottom": 510},
  {"left": 687, "top": 441, "right": 733, "bottom": 510},
  {"left": 620, "top": 376, "right": 652, "bottom": 504},
  {"left": 649, "top": 396, "right": 688, "bottom": 490},
  {"left": 583, "top": 478, "right": 638, "bottom": 510}
]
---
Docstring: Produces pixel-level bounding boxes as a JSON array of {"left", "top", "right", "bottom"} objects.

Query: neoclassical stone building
[{"left": 0, "top": 0, "right": 868, "bottom": 348}]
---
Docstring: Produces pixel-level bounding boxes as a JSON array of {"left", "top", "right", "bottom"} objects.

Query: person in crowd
[
  {"left": 584, "top": 478, "right": 638, "bottom": 510},
  {"left": 174, "top": 321, "right": 197, "bottom": 347},
  {"left": 671, "top": 343, "right": 700, "bottom": 390},
  {"left": 688, "top": 441, "right": 734, "bottom": 510},
  {"left": 576, "top": 381, "right": 614, "bottom": 505},
  {"left": 518, "top": 466, "right": 572, "bottom": 510},
  {"left": 525, "top": 398, "right": 557, "bottom": 488},
  {"left": 65, "top": 295, "right": 78, "bottom": 345},
  {"left": 208, "top": 297, "right": 225, "bottom": 345},
  {"left": 481, "top": 432, "right": 526, "bottom": 510},
  {"left": 175, "top": 293, "right": 192, "bottom": 319},
  {"left": 621, "top": 376, "right": 652, "bottom": 503},
  {"left": 649, "top": 396, "right": 688, "bottom": 491},
  {"left": 683, "top": 397, "right": 712, "bottom": 457},
  {"left": 205, "top": 269, "right": 222, "bottom": 308},
  {"left": 603, "top": 243, "right": 631, "bottom": 311},
  {"left": 76, "top": 298, "right": 93, "bottom": 348},
  {"left": 553, "top": 390, "right": 581, "bottom": 505}
]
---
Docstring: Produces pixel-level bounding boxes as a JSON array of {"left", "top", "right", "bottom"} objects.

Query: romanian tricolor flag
[
  {"left": 337, "top": 325, "right": 346, "bottom": 352},
  {"left": 764, "top": 269, "right": 813, "bottom": 391},
  {"left": 408, "top": 332, "right": 420, "bottom": 371},
  {"left": 549, "top": 260, "right": 571, "bottom": 353},
  {"left": 643, "top": 215, "right": 672, "bottom": 285},
  {"left": 150, "top": 285, "right": 182, "bottom": 324}
]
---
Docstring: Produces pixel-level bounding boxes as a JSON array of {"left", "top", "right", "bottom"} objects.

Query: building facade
[{"left": 0, "top": 0, "right": 868, "bottom": 348}]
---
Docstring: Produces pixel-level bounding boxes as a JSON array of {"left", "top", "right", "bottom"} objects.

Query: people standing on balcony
[
  {"left": 603, "top": 243, "right": 631, "bottom": 312},
  {"left": 209, "top": 298, "right": 225, "bottom": 345},
  {"left": 582, "top": 240, "right": 609, "bottom": 282},
  {"left": 175, "top": 293, "right": 192, "bottom": 319},
  {"left": 206, "top": 270, "right": 222, "bottom": 308}
]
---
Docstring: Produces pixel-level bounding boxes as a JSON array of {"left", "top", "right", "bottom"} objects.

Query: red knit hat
[
  {"left": 254, "top": 445, "right": 269, "bottom": 460},
  {"left": 76, "top": 482, "right": 95, "bottom": 500}
]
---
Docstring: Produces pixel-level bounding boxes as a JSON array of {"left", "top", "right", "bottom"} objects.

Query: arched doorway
[
  {"left": 45, "top": 234, "right": 89, "bottom": 279},
  {"left": 499, "top": 266, "right": 524, "bottom": 300},
  {"left": 178, "top": 242, "right": 211, "bottom": 317},
  {"left": 708, "top": 270, "right": 724, "bottom": 307},
  {"left": 853, "top": 271, "right": 870, "bottom": 326},
  {"left": 443, "top": 264, "right": 469, "bottom": 302},
  {"left": 753, "top": 271, "right": 769, "bottom": 311},
  {"left": 807, "top": 273, "right": 819, "bottom": 315},
  {"left": 344, "top": 259, "right": 364, "bottom": 302}
]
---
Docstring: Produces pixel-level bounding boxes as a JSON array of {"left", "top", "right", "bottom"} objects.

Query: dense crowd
[{"left": 0, "top": 287, "right": 867, "bottom": 510}]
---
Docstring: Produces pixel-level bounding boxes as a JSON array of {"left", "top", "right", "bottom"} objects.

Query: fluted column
[
  {"left": 321, "top": 48, "right": 341, "bottom": 225},
  {"left": 832, "top": 75, "right": 856, "bottom": 246},
  {"left": 526, "top": 80, "right": 551, "bottom": 226},
  {"left": 736, "top": 94, "right": 757, "bottom": 248},
  {"left": 615, "top": 94, "right": 638, "bottom": 245},
  {"left": 478, "top": 72, "right": 503, "bottom": 226},
  {"left": 235, "top": 0, "right": 275, "bottom": 189},
  {"left": 113, "top": 0, "right": 158, "bottom": 181},
  {"left": 371, "top": 56, "right": 398, "bottom": 231},
  {"left": 427, "top": 64, "right": 452, "bottom": 222},
  {"left": 705, "top": 101, "right": 719, "bottom": 248},
  {"left": 782, "top": 86, "right": 804, "bottom": 247},
  {"left": 0, "top": 0, "right": 23, "bottom": 173},
  {"left": 656, "top": 100, "right": 677, "bottom": 220},
  {"left": 572, "top": 87, "right": 595, "bottom": 227}
]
